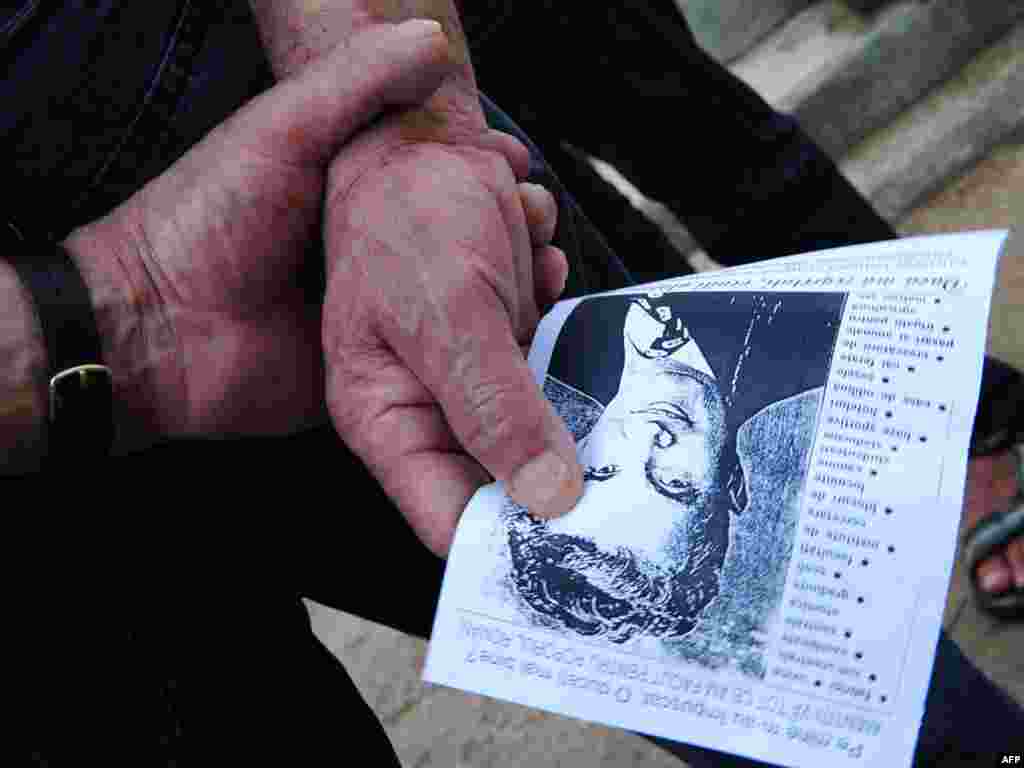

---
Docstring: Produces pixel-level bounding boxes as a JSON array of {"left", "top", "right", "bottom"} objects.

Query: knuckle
[
  {"left": 354, "top": 406, "right": 402, "bottom": 470},
  {"left": 452, "top": 352, "right": 544, "bottom": 464},
  {"left": 468, "top": 144, "right": 516, "bottom": 188},
  {"left": 526, "top": 180, "right": 556, "bottom": 209},
  {"left": 542, "top": 188, "right": 559, "bottom": 224},
  {"left": 491, "top": 152, "right": 519, "bottom": 189},
  {"left": 488, "top": 131, "right": 528, "bottom": 174},
  {"left": 457, "top": 259, "right": 535, "bottom": 352},
  {"left": 324, "top": 342, "right": 388, "bottom": 440},
  {"left": 459, "top": 380, "right": 532, "bottom": 459},
  {"left": 324, "top": 361, "right": 366, "bottom": 439}
]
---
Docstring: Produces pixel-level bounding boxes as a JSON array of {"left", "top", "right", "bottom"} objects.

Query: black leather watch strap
[
  {"left": 3, "top": 220, "right": 114, "bottom": 467},
  {"left": 5, "top": 220, "right": 103, "bottom": 373}
]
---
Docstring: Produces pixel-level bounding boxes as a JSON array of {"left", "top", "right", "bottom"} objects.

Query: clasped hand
[{"left": 67, "top": 20, "right": 582, "bottom": 555}]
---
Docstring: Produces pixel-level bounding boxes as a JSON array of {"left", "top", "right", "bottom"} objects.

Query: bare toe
[
  {"left": 1008, "top": 535, "right": 1024, "bottom": 589},
  {"left": 964, "top": 449, "right": 1021, "bottom": 594},
  {"left": 976, "top": 555, "right": 1013, "bottom": 594}
]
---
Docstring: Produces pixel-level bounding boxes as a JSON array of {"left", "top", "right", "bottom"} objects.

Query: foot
[{"left": 963, "top": 449, "right": 1024, "bottom": 595}]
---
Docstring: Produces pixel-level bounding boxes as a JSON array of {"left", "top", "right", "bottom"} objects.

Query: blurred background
[{"left": 310, "top": 2, "right": 1022, "bottom": 765}]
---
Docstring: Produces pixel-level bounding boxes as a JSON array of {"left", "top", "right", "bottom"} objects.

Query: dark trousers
[
  {"left": 460, "top": 0, "right": 899, "bottom": 270},
  {"left": 6, "top": 3, "right": 1020, "bottom": 766}
]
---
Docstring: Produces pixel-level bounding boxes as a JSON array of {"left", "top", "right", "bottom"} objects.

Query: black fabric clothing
[
  {"left": 4, "top": 3, "right": 1022, "bottom": 766},
  {"left": 460, "top": 0, "right": 898, "bottom": 269}
]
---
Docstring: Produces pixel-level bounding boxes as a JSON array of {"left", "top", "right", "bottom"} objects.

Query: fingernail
[
  {"left": 508, "top": 450, "right": 576, "bottom": 518},
  {"left": 521, "top": 182, "right": 550, "bottom": 200},
  {"left": 397, "top": 18, "right": 444, "bottom": 38}
]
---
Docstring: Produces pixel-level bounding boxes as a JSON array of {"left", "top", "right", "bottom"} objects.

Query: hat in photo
[{"left": 547, "top": 290, "right": 845, "bottom": 435}]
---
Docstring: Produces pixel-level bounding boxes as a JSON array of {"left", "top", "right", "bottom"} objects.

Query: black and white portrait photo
[{"left": 488, "top": 290, "right": 846, "bottom": 678}]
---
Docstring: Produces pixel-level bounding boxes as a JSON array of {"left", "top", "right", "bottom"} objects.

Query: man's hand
[
  {"left": 63, "top": 21, "right": 454, "bottom": 447},
  {"left": 323, "top": 119, "right": 583, "bottom": 557},
  {"left": 251, "top": 0, "right": 586, "bottom": 554}
]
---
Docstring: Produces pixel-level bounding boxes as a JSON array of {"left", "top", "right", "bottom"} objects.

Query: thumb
[
  {"left": 228, "top": 19, "right": 453, "bottom": 168},
  {"left": 390, "top": 286, "right": 584, "bottom": 520}
]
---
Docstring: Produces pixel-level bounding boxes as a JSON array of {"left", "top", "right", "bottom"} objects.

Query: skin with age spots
[
  {"left": 365, "top": 1, "right": 477, "bottom": 143},
  {"left": 245, "top": 0, "right": 581, "bottom": 557},
  {"left": 249, "top": 1, "right": 475, "bottom": 142},
  {"left": 365, "top": 0, "right": 470, "bottom": 67}
]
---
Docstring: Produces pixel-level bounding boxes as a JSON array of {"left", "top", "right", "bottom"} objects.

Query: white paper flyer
[{"left": 425, "top": 231, "right": 1010, "bottom": 768}]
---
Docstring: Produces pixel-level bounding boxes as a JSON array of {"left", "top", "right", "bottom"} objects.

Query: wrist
[
  {"left": 250, "top": 1, "right": 484, "bottom": 139},
  {"left": 63, "top": 213, "right": 185, "bottom": 453},
  {"left": 362, "top": 5, "right": 485, "bottom": 141}
]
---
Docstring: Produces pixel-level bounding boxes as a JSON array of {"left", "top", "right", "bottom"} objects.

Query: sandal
[{"left": 963, "top": 444, "right": 1024, "bottom": 620}]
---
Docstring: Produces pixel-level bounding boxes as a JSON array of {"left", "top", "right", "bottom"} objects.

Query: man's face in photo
[
  {"left": 546, "top": 356, "right": 728, "bottom": 569},
  {"left": 504, "top": 299, "right": 737, "bottom": 642}
]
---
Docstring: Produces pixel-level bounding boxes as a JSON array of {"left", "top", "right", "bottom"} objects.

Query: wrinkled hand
[
  {"left": 323, "top": 106, "right": 583, "bottom": 556},
  {"left": 65, "top": 21, "right": 454, "bottom": 442}
]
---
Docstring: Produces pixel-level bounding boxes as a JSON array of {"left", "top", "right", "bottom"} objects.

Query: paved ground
[
  {"left": 900, "top": 141, "right": 1024, "bottom": 712},
  {"left": 309, "top": 139, "right": 1023, "bottom": 767},
  {"left": 900, "top": 142, "right": 1024, "bottom": 374}
]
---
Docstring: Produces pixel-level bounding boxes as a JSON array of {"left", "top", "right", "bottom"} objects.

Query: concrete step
[
  {"left": 729, "top": 1, "right": 880, "bottom": 110},
  {"left": 676, "top": 0, "right": 814, "bottom": 64},
  {"left": 731, "top": 0, "right": 1023, "bottom": 159},
  {"left": 841, "top": 24, "right": 1024, "bottom": 222},
  {"left": 899, "top": 143, "right": 1024, "bottom": 379},
  {"left": 589, "top": 5, "right": 1022, "bottom": 264}
]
